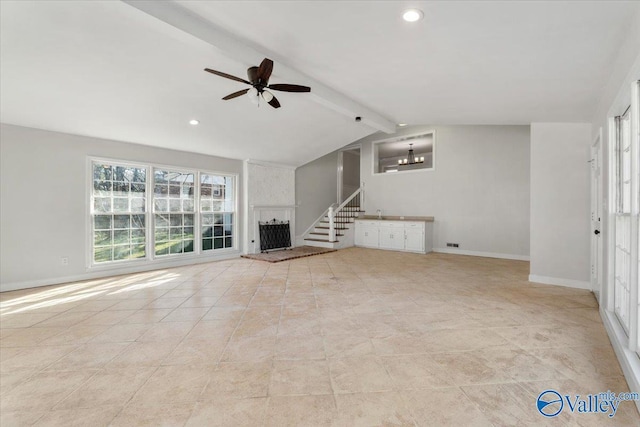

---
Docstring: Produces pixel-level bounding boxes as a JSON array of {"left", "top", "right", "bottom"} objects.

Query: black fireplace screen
[{"left": 258, "top": 219, "right": 291, "bottom": 252}]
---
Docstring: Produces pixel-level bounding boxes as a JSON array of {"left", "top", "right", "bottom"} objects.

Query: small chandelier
[{"left": 398, "top": 143, "right": 425, "bottom": 165}]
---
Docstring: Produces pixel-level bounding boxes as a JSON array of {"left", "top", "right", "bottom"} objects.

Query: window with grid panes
[
  {"left": 200, "top": 174, "right": 234, "bottom": 251},
  {"left": 614, "top": 107, "right": 635, "bottom": 332},
  {"left": 91, "top": 162, "right": 147, "bottom": 263},
  {"left": 153, "top": 169, "right": 195, "bottom": 256}
]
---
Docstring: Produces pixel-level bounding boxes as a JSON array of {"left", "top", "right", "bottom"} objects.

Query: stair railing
[{"left": 328, "top": 187, "right": 363, "bottom": 242}]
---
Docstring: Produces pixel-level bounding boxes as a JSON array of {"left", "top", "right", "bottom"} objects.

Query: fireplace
[
  {"left": 258, "top": 219, "right": 291, "bottom": 252},
  {"left": 248, "top": 204, "right": 296, "bottom": 254}
]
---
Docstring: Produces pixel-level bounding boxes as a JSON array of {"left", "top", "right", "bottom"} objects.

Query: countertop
[{"left": 359, "top": 215, "right": 434, "bottom": 222}]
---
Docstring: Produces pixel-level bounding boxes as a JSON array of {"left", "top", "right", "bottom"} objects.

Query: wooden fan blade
[
  {"left": 257, "top": 58, "right": 273, "bottom": 84},
  {"left": 247, "top": 66, "right": 259, "bottom": 84},
  {"left": 268, "top": 84, "right": 311, "bottom": 93},
  {"left": 267, "top": 95, "right": 281, "bottom": 109},
  {"left": 222, "top": 88, "right": 250, "bottom": 100},
  {"left": 204, "top": 68, "right": 251, "bottom": 85}
]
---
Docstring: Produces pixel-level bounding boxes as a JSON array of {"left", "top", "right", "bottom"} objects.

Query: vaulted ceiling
[{"left": 1, "top": 1, "right": 638, "bottom": 166}]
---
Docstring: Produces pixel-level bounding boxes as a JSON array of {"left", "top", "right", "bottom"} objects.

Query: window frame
[
  {"left": 616, "top": 106, "right": 632, "bottom": 215},
  {"left": 152, "top": 166, "right": 198, "bottom": 258},
  {"left": 199, "top": 172, "right": 237, "bottom": 253},
  {"left": 87, "top": 157, "right": 239, "bottom": 271},
  {"left": 87, "top": 158, "right": 151, "bottom": 269},
  {"left": 607, "top": 80, "right": 640, "bottom": 354}
]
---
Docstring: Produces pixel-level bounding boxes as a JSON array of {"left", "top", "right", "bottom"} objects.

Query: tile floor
[{"left": 0, "top": 248, "right": 638, "bottom": 426}]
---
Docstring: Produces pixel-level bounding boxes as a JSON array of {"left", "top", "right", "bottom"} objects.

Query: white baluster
[{"left": 328, "top": 206, "right": 336, "bottom": 242}]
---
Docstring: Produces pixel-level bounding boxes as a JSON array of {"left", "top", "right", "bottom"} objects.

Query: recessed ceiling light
[
  {"left": 398, "top": 123, "right": 408, "bottom": 127},
  {"left": 189, "top": 119, "right": 199, "bottom": 125},
  {"left": 402, "top": 9, "right": 424, "bottom": 22}
]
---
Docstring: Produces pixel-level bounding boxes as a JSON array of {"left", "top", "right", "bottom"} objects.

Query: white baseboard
[
  {"left": 0, "top": 251, "right": 241, "bottom": 293},
  {"left": 528, "top": 274, "right": 592, "bottom": 290},
  {"left": 600, "top": 308, "right": 640, "bottom": 414},
  {"left": 433, "top": 247, "right": 530, "bottom": 261}
]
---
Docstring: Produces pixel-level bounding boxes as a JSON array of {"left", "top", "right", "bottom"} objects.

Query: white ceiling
[{"left": 1, "top": 1, "right": 638, "bottom": 166}]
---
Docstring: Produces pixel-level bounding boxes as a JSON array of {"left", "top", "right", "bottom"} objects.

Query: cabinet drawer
[
  {"left": 378, "top": 221, "right": 404, "bottom": 228},
  {"left": 357, "top": 220, "right": 379, "bottom": 227},
  {"left": 404, "top": 222, "right": 425, "bottom": 230}
]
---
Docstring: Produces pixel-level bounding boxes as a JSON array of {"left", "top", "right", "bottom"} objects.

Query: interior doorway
[
  {"left": 590, "top": 129, "right": 603, "bottom": 303},
  {"left": 338, "top": 147, "right": 361, "bottom": 203}
]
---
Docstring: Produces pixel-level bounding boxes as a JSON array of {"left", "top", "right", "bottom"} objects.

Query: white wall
[
  {"left": 529, "top": 123, "right": 592, "bottom": 288},
  {"left": 360, "top": 125, "right": 530, "bottom": 259},
  {"left": 0, "top": 124, "right": 244, "bottom": 291},
  {"left": 246, "top": 162, "right": 296, "bottom": 207},
  {"left": 295, "top": 150, "right": 338, "bottom": 237},
  {"left": 342, "top": 150, "right": 360, "bottom": 199}
]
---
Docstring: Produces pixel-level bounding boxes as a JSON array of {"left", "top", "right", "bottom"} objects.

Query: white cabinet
[
  {"left": 404, "top": 222, "right": 425, "bottom": 252},
  {"left": 354, "top": 220, "right": 433, "bottom": 254},
  {"left": 404, "top": 228, "right": 424, "bottom": 252},
  {"left": 355, "top": 221, "right": 379, "bottom": 248},
  {"left": 379, "top": 227, "right": 405, "bottom": 251},
  {"left": 363, "top": 228, "right": 379, "bottom": 247}
]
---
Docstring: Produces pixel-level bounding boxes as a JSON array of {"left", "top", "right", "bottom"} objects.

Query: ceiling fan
[{"left": 204, "top": 58, "right": 311, "bottom": 109}]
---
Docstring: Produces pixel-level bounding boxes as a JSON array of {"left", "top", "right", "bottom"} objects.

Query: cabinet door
[
  {"left": 379, "top": 227, "right": 405, "bottom": 250},
  {"left": 392, "top": 229, "right": 406, "bottom": 250},
  {"left": 363, "top": 227, "right": 379, "bottom": 247},
  {"left": 378, "top": 228, "right": 394, "bottom": 249},
  {"left": 355, "top": 223, "right": 365, "bottom": 246},
  {"left": 404, "top": 228, "right": 424, "bottom": 252}
]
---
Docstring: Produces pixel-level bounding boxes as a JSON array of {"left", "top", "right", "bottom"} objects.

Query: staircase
[{"left": 302, "top": 188, "right": 364, "bottom": 249}]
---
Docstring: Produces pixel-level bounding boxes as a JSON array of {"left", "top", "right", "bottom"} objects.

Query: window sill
[{"left": 87, "top": 248, "right": 240, "bottom": 272}]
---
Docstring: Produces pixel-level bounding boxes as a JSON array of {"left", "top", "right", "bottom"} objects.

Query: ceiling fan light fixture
[
  {"left": 398, "top": 123, "right": 408, "bottom": 127},
  {"left": 247, "top": 87, "right": 259, "bottom": 105},
  {"left": 205, "top": 58, "right": 309, "bottom": 109},
  {"left": 402, "top": 9, "right": 424, "bottom": 22},
  {"left": 262, "top": 90, "right": 274, "bottom": 102},
  {"left": 189, "top": 119, "right": 199, "bottom": 125}
]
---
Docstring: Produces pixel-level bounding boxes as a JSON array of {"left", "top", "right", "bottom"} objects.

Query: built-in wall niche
[{"left": 373, "top": 131, "right": 435, "bottom": 174}]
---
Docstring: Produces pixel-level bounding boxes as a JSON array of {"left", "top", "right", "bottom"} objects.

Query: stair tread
[
  {"left": 317, "top": 227, "right": 348, "bottom": 230},
  {"left": 304, "top": 238, "right": 338, "bottom": 243},
  {"left": 310, "top": 232, "right": 344, "bottom": 236}
]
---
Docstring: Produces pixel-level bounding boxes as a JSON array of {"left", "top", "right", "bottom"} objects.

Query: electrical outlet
[
  {"left": 446, "top": 243, "right": 459, "bottom": 248},
  {"left": 61, "top": 256, "right": 69, "bottom": 266}
]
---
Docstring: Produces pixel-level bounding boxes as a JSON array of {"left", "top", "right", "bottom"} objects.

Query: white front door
[{"left": 590, "top": 131, "right": 603, "bottom": 302}]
